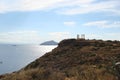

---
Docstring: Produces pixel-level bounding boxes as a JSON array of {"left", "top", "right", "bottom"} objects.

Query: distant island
[{"left": 40, "top": 40, "right": 58, "bottom": 45}]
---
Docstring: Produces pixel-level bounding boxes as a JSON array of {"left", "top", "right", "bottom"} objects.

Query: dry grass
[
  {"left": 2, "top": 67, "right": 117, "bottom": 80},
  {"left": 65, "top": 66, "right": 117, "bottom": 80}
]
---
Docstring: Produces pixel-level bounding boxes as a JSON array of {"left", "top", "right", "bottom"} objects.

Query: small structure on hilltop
[
  {"left": 77, "top": 34, "right": 79, "bottom": 39},
  {"left": 81, "top": 34, "right": 85, "bottom": 39},
  {"left": 77, "top": 34, "right": 85, "bottom": 40}
]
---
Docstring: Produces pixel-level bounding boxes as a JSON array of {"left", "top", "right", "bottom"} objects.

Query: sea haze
[{"left": 0, "top": 44, "right": 57, "bottom": 74}]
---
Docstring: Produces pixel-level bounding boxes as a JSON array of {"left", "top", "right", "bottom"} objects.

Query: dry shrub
[{"left": 65, "top": 66, "right": 117, "bottom": 80}]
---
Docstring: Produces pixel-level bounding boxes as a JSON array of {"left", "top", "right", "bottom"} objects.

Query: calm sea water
[{"left": 0, "top": 44, "right": 57, "bottom": 74}]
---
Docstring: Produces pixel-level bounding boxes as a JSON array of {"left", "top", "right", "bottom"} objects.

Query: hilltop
[{"left": 1, "top": 39, "right": 120, "bottom": 80}]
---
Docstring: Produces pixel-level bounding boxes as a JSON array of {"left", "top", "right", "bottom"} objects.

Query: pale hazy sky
[{"left": 0, "top": 0, "right": 120, "bottom": 44}]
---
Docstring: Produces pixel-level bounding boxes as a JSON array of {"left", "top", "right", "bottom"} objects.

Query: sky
[{"left": 0, "top": 0, "right": 120, "bottom": 44}]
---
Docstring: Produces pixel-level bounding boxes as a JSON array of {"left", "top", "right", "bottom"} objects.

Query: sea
[{"left": 0, "top": 44, "right": 57, "bottom": 75}]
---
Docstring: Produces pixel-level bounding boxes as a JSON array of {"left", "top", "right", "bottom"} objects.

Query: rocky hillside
[{"left": 1, "top": 39, "right": 120, "bottom": 80}]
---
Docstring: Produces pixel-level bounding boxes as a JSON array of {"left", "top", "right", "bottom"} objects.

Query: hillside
[
  {"left": 1, "top": 39, "right": 120, "bottom": 80},
  {"left": 40, "top": 40, "right": 58, "bottom": 45}
]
